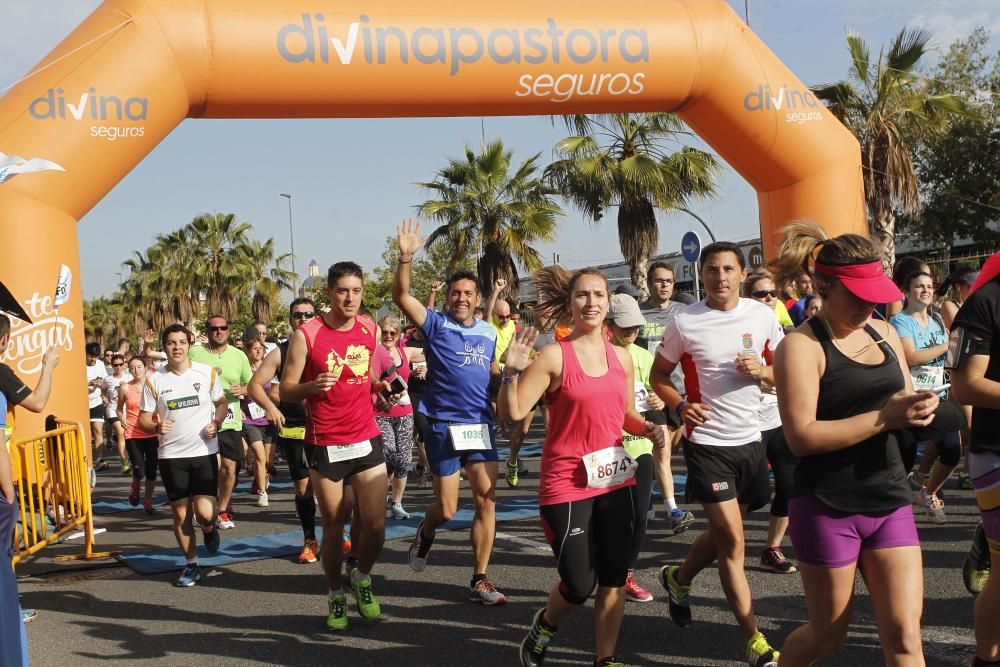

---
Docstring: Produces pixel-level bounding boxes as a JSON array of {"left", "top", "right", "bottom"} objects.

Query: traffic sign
[{"left": 681, "top": 231, "right": 702, "bottom": 263}]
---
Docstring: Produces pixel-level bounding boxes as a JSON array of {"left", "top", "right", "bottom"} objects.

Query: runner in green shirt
[{"left": 189, "top": 315, "right": 252, "bottom": 529}]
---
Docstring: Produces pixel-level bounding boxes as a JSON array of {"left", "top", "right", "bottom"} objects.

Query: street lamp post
[
  {"left": 279, "top": 193, "right": 298, "bottom": 295},
  {"left": 677, "top": 206, "right": 717, "bottom": 243}
]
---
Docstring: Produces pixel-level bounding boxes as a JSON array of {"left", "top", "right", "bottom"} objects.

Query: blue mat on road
[
  {"left": 92, "top": 479, "right": 295, "bottom": 515},
  {"left": 117, "top": 476, "right": 687, "bottom": 575}
]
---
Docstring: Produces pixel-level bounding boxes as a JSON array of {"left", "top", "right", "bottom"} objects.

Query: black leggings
[
  {"left": 126, "top": 438, "right": 159, "bottom": 482},
  {"left": 627, "top": 453, "right": 654, "bottom": 570},
  {"left": 540, "top": 485, "right": 635, "bottom": 605},
  {"left": 763, "top": 427, "right": 795, "bottom": 518}
]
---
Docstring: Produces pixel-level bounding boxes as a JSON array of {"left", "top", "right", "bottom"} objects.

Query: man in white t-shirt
[
  {"left": 651, "top": 242, "right": 784, "bottom": 667},
  {"left": 85, "top": 343, "right": 109, "bottom": 472},
  {"left": 139, "top": 324, "right": 228, "bottom": 588}
]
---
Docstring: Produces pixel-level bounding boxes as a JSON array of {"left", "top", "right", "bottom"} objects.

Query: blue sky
[{"left": 2, "top": 1, "right": 998, "bottom": 299}]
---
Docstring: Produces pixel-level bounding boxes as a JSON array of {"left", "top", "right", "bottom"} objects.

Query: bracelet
[
  {"left": 398, "top": 254, "right": 413, "bottom": 264},
  {"left": 500, "top": 371, "right": 520, "bottom": 385},
  {"left": 675, "top": 400, "right": 689, "bottom": 415}
]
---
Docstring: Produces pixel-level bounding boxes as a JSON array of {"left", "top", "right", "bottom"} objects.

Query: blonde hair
[
  {"left": 378, "top": 314, "right": 401, "bottom": 332},
  {"left": 768, "top": 220, "right": 884, "bottom": 289},
  {"left": 533, "top": 266, "right": 609, "bottom": 326}
]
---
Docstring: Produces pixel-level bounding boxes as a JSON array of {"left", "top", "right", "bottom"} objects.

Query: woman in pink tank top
[{"left": 499, "top": 267, "right": 665, "bottom": 667}]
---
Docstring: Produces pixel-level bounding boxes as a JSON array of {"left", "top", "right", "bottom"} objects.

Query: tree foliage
[{"left": 901, "top": 28, "right": 1000, "bottom": 248}]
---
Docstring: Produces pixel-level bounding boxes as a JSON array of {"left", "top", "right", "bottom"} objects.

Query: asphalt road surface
[{"left": 16, "top": 433, "right": 980, "bottom": 666}]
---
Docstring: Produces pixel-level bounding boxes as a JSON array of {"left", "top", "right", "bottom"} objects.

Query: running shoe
[
  {"left": 624, "top": 570, "right": 653, "bottom": 602},
  {"left": 659, "top": 564, "right": 692, "bottom": 627},
  {"left": 202, "top": 525, "right": 220, "bottom": 554},
  {"left": 342, "top": 532, "right": 352, "bottom": 555},
  {"left": 415, "top": 464, "right": 429, "bottom": 489},
  {"left": 128, "top": 479, "right": 140, "bottom": 506},
  {"left": 120, "top": 458, "right": 131, "bottom": 476},
  {"left": 520, "top": 607, "right": 557, "bottom": 667},
  {"left": 176, "top": 563, "right": 200, "bottom": 587},
  {"left": 94, "top": 459, "right": 109, "bottom": 472},
  {"left": 348, "top": 569, "right": 381, "bottom": 619},
  {"left": 326, "top": 593, "right": 349, "bottom": 631},
  {"left": 408, "top": 520, "right": 434, "bottom": 572},
  {"left": 760, "top": 547, "right": 798, "bottom": 574},
  {"left": 217, "top": 511, "right": 235, "bottom": 530},
  {"left": 299, "top": 538, "right": 319, "bottom": 564},
  {"left": 963, "top": 522, "right": 991, "bottom": 596},
  {"left": 505, "top": 457, "right": 520, "bottom": 488},
  {"left": 88, "top": 467, "right": 96, "bottom": 488},
  {"left": 256, "top": 490, "right": 269, "bottom": 507},
  {"left": 385, "top": 494, "right": 393, "bottom": 511},
  {"left": 469, "top": 576, "right": 507, "bottom": 605},
  {"left": 957, "top": 471, "right": 974, "bottom": 490},
  {"left": 745, "top": 630, "right": 779, "bottom": 667},
  {"left": 20, "top": 608, "right": 37, "bottom": 624},
  {"left": 668, "top": 508, "right": 695, "bottom": 534},
  {"left": 390, "top": 502, "right": 410, "bottom": 520},
  {"left": 594, "top": 660, "right": 624, "bottom": 667},
  {"left": 143, "top": 500, "right": 155, "bottom": 515},
  {"left": 915, "top": 488, "right": 946, "bottom": 524}
]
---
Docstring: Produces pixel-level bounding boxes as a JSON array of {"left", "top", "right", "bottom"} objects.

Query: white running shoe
[
  {"left": 256, "top": 490, "right": 269, "bottom": 507},
  {"left": 916, "top": 488, "right": 946, "bottom": 524}
]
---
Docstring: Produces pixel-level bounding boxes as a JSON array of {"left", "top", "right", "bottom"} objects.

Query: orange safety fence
[{"left": 10, "top": 419, "right": 112, "bottom": 566}]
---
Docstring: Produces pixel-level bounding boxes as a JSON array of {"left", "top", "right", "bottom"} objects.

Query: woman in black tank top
[{"left": 770, "top": 222, "right": 940, "bottom": 666}]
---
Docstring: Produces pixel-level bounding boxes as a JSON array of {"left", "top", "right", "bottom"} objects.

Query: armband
[{"left": 945, "top": 328, "right": 991, "bottom": 371}]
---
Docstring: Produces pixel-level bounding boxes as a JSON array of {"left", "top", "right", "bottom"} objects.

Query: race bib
[
  {"left": 247, "top": 402, "right": 267, "bottom": 420},
  {"left": 633, "top": 381, "right": 650, "bottom": 413},
  {"left": 449, "top": 423, "right": 491, "bottom": 451},
  {"left": 224, "top": 403, "right": 238, "bottom": 425},
  {"left": 583, "top": 446, "right": 636, "bottom": 489},
  {"left": 326, "top": 439, "right": 373, "bottom": 463},
  {"left": 910, "top": 364, "right": 944, "bottom": 391}
]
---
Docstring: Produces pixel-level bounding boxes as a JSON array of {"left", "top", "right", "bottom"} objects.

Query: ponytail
[{"left": 533, "top": 266, "right": 608, "bottom": 326}]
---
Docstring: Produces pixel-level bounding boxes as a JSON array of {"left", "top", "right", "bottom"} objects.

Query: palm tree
[
  {"left": 240, "top": 238, "right": 297, "bottom": 323},
  {"left": 187, "top": 212, "right": 254, "bottom": 320},
  {"left": 545, "top": 113, "right": 721, "bottom": 297},
  {"left": 416, "top": 140, "right": 562, "bottom": 300},
  {"left": 812, "top": 28, "right": 966, "bottom": 266}
]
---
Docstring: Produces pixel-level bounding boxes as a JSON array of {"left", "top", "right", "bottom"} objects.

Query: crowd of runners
[{"left": 39, "top": 219, "right": 1000, "bottom": 667}]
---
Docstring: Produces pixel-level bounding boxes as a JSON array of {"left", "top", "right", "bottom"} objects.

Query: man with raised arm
[{"left": 392, "top": 219, "right": 507, "bottom": 606}]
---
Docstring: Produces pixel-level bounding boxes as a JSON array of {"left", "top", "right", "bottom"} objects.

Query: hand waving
[
  {"left": 397, "top": 219, "right": 427, "bottom": 259},
  {"left": 504, "top": 327, "right": 539, "bottom": 373}
]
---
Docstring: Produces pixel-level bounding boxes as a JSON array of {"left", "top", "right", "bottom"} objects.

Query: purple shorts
[{"left": 788, "top": 495, "right": 920, "bottom": 568}]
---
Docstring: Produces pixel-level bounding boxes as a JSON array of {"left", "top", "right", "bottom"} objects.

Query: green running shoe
[
  {"left": 349, "top": 570, "right": 381, "bottom": 619},
  {"left": 745, "top": 630, "right": 779, "bottom": 667},
  {"left": 659, "top": 565, "right": 692, "bottom": 627},
  {"left": 964, "top": 522, "right": 992, "bottom": 596},
  {"left": 505, "top": 457, "right": 520, "bottom": 488},
  {"left": 326, "top": 593, "right": 348, "bottom": 631}
]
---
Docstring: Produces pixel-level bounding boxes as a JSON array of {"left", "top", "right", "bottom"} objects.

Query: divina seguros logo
[
  {"left": 744, "top": 83, "right": 823, "bottom": 124},
  {"left": 29, "top": 88, "right": 149, "bottom": 142},
  {"left": 276, "top": 14, "right": 649, "bottom": 104}
]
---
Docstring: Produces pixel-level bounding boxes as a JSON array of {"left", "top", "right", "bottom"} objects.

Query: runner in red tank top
[
  {"left": 498, "top": 266, "right": 665, "bottom": 667},
  {"left": 280, "top": 261, "right": 401, "bottom": 632}
]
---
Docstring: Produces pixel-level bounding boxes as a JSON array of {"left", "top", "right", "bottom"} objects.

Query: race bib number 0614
[{"left": 583, "top": 446, "right": 635, "bottom": 489}]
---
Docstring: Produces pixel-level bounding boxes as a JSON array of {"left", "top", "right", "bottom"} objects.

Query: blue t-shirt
[
  {"left": 418, "top": 309, "right": 497, "bottom": 424},
  {"left": 890, "top": 311, "right": 947, "bottom": 366}
]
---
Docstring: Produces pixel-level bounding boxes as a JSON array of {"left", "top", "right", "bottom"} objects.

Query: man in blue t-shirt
[{"left": 392, "top": 220, "right": 506, "bottom": 606}]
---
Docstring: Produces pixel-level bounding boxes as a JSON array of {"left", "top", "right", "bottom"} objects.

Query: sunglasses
[
  {"left": 112, "top": 363, "right": 124, "bottom": 368},
  {"left": 207, "top": 325, "right": 229, "bottom": 332},
  {"left": 383, "top": 330, "right": 400, "bottom": 336},
  {"left": 751, "top": 289, "right": 778, "bottom": 299},
  {"left": 291, "top": 312, "right": 316, "bottom": 320}
]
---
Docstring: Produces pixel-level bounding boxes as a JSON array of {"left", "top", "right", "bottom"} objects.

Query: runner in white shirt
[
  {"left": 85, "top": 343, "right": 109, "bottom": 472},
  {"left": 103, "top": 354, "right": 133, "bottom": 475},
  {"left": 650, "top": 242, "right": 783, "bottom": 667},
  {"left": 139, "top": 324, "right": 228, "bottom": 588}
]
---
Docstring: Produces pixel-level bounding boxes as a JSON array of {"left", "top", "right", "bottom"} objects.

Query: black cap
[
  {"left": 614, "top": 283, "right": 641, "bottom": 298},
  {"left": 85, "top": 342, "right": 101, "bottom": 356}
]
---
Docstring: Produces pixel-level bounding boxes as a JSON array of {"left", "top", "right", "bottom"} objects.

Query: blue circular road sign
[{"left": 681, "top": 231, "right": 702, "bottom": 263}]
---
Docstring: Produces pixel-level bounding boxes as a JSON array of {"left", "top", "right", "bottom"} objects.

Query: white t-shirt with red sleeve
[{"left": 657, "top": 298, "right": 784, "bottom": 446}]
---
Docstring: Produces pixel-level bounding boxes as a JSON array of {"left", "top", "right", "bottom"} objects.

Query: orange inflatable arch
[{"left": 0, "top": 0, "right": 864, "bottom": 436}]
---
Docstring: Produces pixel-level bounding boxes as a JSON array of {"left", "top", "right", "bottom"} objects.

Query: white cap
[{"left": 608, "top": 294, "right": 646, "bottom": 328}]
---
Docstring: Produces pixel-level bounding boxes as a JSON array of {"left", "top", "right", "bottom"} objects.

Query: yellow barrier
[{"left": 10, "top": 420, "right": 113, "bottom": 566}]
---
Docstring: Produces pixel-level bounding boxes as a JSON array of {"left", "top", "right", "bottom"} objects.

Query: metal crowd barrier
[{"left": 10, "top": 419, "right": 112, "bottom": 566}]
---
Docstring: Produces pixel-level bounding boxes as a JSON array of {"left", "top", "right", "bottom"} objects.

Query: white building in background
[{"left": 518, "top": 238, "right": 765, "bottom": 305}]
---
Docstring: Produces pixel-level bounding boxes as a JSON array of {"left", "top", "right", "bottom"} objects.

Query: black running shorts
[
  {"left": 681, "top": 437, "right": 770, "bottom": 511},
  {"left": 160, "top": 454, "right": 219, "bottom": 502},
  {"left": 304, "top": 436, "right": 385, "bottom": 483},
  {"left": 217, "top": 430, "right": 245, "bottom": 462}
]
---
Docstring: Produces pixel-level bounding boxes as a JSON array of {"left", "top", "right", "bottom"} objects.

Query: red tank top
[
  {"left": 539, "top": 340, "right": 634, "bottom": 506},
  {"left": 300, "top": 316, "right": 381, "bottom": 446},
  {"left": 123, "top": 380, "right": 156, "bottom": 440}
]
